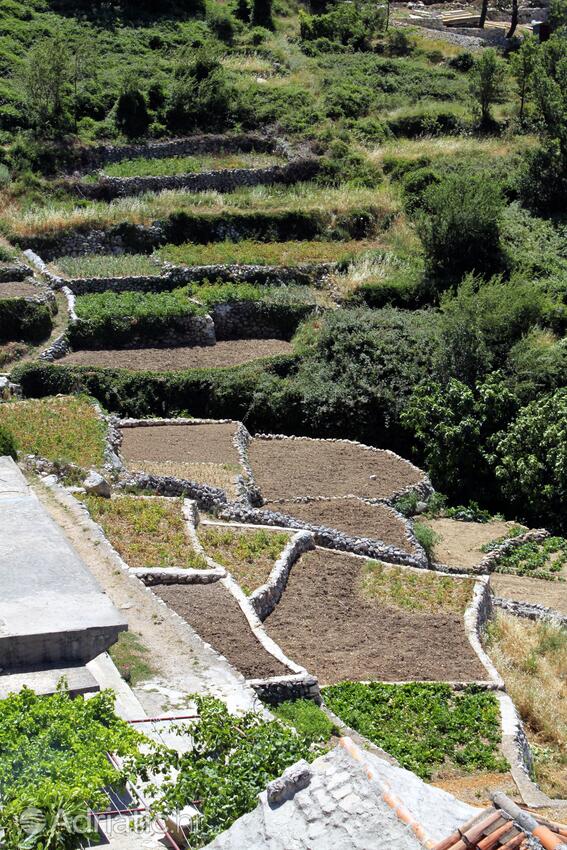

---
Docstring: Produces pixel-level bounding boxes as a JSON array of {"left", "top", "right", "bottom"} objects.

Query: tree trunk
[
  {"left": 507, "top": 0, "right": 518, "bottom": 38},
  {"left": 479, "top": 0, "right": 489, "bottom": 28}
]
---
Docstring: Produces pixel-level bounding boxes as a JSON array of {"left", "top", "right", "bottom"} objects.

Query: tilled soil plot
[
  {"left": 120, "top": 422, "right": 240, "bottom": 467},
  {"left": 60, "top": 339, "right": 292, "bottom": 370},
  {"left": 491, "top": 574, "right": 567, "bottom": 615},
  {"left": 264, "top": 549, "right": 486, "bottom": 684},
  {"left": 423, "top": 518, "right": 526, "bottom": 569},
  {"left": 0, "top": 282, "right": 42, "bottom": 299},
  {"left": 250, "top": 437, "right": 424, "bottom": 502},
  {"left": 154, "top": 581, "right": 290, "bottom": 679},
  {"left": 263, "top": 498, "right": 417, "bottom": 553}
]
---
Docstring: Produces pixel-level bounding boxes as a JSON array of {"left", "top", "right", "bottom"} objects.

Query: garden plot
[
  {"left": 119, "top": 422, "right": 242, "bottom": 495},
  {"left": 491, "top": 574, "right": 567, "bottom": 615},
  {"left": 155, "top": 582, "right": 290, "bottom": 679},
  {"left": 158, "top": 239, "right": 381, "bottom": 268},
  {"left": 263, "top": 549, "right": 484, "bottom": 685},
  {"left": 52, "top": 254, "right": 164, "bottom": 279},
  {"left": 197, "top": 524, "right": 292, "bottom": 595},
  {"left": 59, "top": 339, "right": 293, "bottom": 371},
  {"left": 82, "top": 494, "right": 208, "bottom": 570},
  {"left": 423, "top": 518, "right": 527, "bottom": 570},
  {"left": 95, "top": 151, "right": 285, "bottom": 179},
  {"left": 249, "top": 436, "right": 426, "bottom": 502},
  {"left": 0, "top": 281, "right": 42, "bottom": 299},
  {"left": 262, "top": 497, "right": 417, "bottom": 554}
]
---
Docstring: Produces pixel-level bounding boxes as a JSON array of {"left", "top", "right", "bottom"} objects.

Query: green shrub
[
  {"left": 0, "top": 424, "right": 17, "bottom": 459},
  {"left": 317, "top": 140, "right": 381, "bottom": 187},
  {"left": 412, "top": 521, "right": 440, "bottom": 559},
  {"left": 115, "top": 86, "right": 150, "bottom": 139},
  {"left": 418, "top": 172, "right": 505, "bottom": 280},
  {"left": 322, "top": 682, "right": 508, "bottom": 779},
  {"left": 166, "top": 51, "right": 235, "bottom": 133},
  {"left": 387, "top": 106, "right": 467, "bottom": 138},
  {"left": 299, "top": 2, "right": 384, "bottom": 49},
  {"left": 0, "top": 298, "right": 52, "bottom": 343}
]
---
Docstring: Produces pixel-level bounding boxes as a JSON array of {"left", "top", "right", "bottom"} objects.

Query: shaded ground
[
  {"left": 433, "top": 771, "right": 518, "bottom": 808},
  {"left": 264, "top": 549, "right": 486, "bottom": 685},
  {"left": 120, "top": 423, "right": 240, "bottom": 466},
  {"left": 423, "top": 518, "right": 525, "bottom": 569},
  {"left": 59, "top": 339, "right": 292, "bottom": 370},
  {"left": 263, "top": 497, "right": 416, "bottom": 553},
  {"left": 491, "top": 574, "right": 567, "bottom": 615},
  {"left": 250, "top": 438, "right": 424, "bottom": 502},
  {"left": 0, "top": 282, "right": 42, "bottom": 298},
  {"left": 155, "top": 581, "right": 290, "bottom": 679}
]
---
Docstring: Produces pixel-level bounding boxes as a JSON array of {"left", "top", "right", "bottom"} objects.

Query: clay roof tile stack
[{"left": 434, "top": 807, "right": 567, "bottom": 850}]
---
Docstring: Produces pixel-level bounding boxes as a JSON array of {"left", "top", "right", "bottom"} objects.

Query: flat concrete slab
[
  {"left": 0, "top": 665, "right": 99, "bottom": 699},
  {"left": 0, "top": 458, "right": 126, "bottom": 672}
]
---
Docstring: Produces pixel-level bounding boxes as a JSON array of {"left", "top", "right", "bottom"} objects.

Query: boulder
[{"left": 83, "top": 471, "right": 111, "bottom": 498}]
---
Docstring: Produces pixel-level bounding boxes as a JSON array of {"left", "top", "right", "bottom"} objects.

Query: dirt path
[
  {"left": 31, "top": 475, "right": 259, "bottom": 715},
  {"left": 264, "top": 549, "right": 486, "bottom": 685}
]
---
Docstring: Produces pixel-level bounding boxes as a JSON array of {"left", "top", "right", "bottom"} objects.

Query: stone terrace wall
[
  {"left": 211, "top": 300, "right": 314, "bottom": 341},
  {"left": 72, "top": 158, "right": 320, "bottom": 201},
  {"left": 0, "top": 263, "right": 30, "bottom": 283},
  {"left": 73, "top": 133, "right": 289, "bottom": 173}
]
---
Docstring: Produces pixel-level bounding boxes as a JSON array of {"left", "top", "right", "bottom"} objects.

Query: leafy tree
[
  {"left": 401, "top": 372, "right": 517, "bottom": 503},
  {"left": 548, "top": 0, "right": 567, "bottom": 31},
  {"left": 166, "top": 50, "right": 234, "bottom": 132},
  {"left": 235, "top": 0, "right": 251, "bottom": 23},
  {"left": 469, "top": 49, "right": 508, "bottom": 127},
  {"left": 491, "top": 389, "right": 567, "bottom": 532},
  {"left": 511, "top": 35, "right": 539, "bottom": 124},
  {"left": 19, "top": 34, "right": 73, "bottom": 138},
  {"left": 418, "top": 172, "right": 504, "bottom": 280}
]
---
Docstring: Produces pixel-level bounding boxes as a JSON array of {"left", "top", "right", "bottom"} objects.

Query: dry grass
[
  {"left": 0, "top": 395, "right": 106, "bottom": 467},
  {"left": 221, "top": 53, "right": 278, "bottom": 75},
  {"left": 83, "top": 494, "right": 208, "bottom": 569},
  {"left": 4, "top": 184, "right": 399, "bottom": 240},
  {"left": 359, "top": 561, "right": 475, "bottom": 614},
  {"left": 130, "top": 460, "right": 241, "bottom": 499},
  {"left": 371, "top": 135, "right": 538, "bottom": 167},
  {"left": 198, "top": 524, "right": 291, "bottom": 594},
  {"left": 486, "top": 613, "right": 567, "bottom": 798}
]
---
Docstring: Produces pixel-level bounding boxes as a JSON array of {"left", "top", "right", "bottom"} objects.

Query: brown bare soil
[
  {"left": 154, "top": 582, "right": 290, "bottom": 679},
  {"left": 264, "top": 549, "right": 486, "bottom": 685},
  {"left": 250, "top": 437, "right": 424, "bottom": 502},
  {"left": 0, "top": 282, "right": 41, "bottom": 299},
  {"left": 120, "top": 423, "right": 240, "bottom": 467},
  {"left": 263, "top": 497, "right": 416, "bottom": 553},
  {"left": 59, "top": 339, "right": 293, "bottom": 370},
  {"left": 433, "top": 771, "right": 518, "bottom": 807},
  {"left": 423, "top": 518, "right": 526, "bottom": 569},
  {"left": 491, "top": 574, "right": 567, "bottom": 615}
]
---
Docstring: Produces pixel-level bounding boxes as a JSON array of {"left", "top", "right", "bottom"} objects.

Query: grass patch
[
  {"left": 99, "top": 152, "right": 283, "bottom": 179},
  {"left": 359, "top": 561, "right": 474, "bottom": 613},
  {"left": 322, "top": 682, "right": 508, "bottom": 780},
  {"left": 0, "top": 395, "right": 106, "bottom": 467},
  {"left": 53, "top": 254, "right": 163, "bottom": 279},
  {"left": 109, "top": 631, "right": 154, "bottom": 686},
  {"left": 158, "top": 239, "right": 379, "bottom": 267},
  {"left": 198, "top": 525, "right": 290, "bottom": 594},
  {"left": 74, "top": 287, "right": 205, "bottom": 322},
  {"left": 83, "top": 494, "right": 208, "bottom": 570},
  {"left": 488, "top": 537, "right": 567, "bottom": 581},
  {"left": 486, "top": 615, "right": 567, "bottom": 798},
  {"left": 273, "top": 699, "right": 336, "bottom": 744}
]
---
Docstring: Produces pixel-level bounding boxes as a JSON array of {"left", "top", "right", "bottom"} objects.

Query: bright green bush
[
  {"left": 322, "top": 682, "right": 508, "bottom": 779},
  {"left": 273, "top": 699, "right": 336, "bottom": 742}
]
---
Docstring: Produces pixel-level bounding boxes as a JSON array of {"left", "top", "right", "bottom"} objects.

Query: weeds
[
  {"left": 273, "top": 699, "right": 336, "bottom": 743},
  {"left": 198, "top": 525, "right": 290, "bottom": 593},
  {"left": 158, "top": 239, "right": 378, "bottom": 267},
  {"left": 99, "top": 152, "right": 282, "bottom": 179},
  {"left": 0, "top": 395, "right": 106, "bottom": 467},
  {"left": 359, "top": 560, "right": 474, "bottom": 613},
  {"left": 490, "top": 537, "right": 567, "bottom": 581},
  {"left": 413, "top": 521, "right": 440, "bottom": 559},
  {"left": 53, "top": 254, "right": 163, "bottom": 279}
]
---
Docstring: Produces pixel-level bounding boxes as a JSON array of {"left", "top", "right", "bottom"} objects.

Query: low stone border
[
  {"left": 218, "top": 502, "right": 428, "bottom": 569},
  {"left": 39, "top": 285, "right": 75, "bottom": 361},
  {"left": 249, "top": 530, "right": 315, "bottom": 621},
  {"left": 493, "top": 596, "right": 567, "bottom": 628},
  {"left": 119, "top": 472, "right": 229, "bottom": 513},
  {"left": 131, "top": 566, "right": 225, "bottom": 585},
  {"left": 247, "top": 673, "right": 321, "bottom": 705},
  {"left": 253, "top": 433, "right": 433, "bottom": 504},
  {"left": 463, "top": 577, "right": 504, "bottom": 688},
  {"left": 478, "top": 529, "right": 550, "bottom": 572},
  {"left": 496, "top": 691, "right": 552, "bottom": 809},
  {"left": 69, "top": 158, "right": 320, "bottom": 201},
  {"left": 232, "top": 422, "right": 262, "bottom": 505},
  {"left": 0, "top": 261, "right": 30, "bottom": 282}
]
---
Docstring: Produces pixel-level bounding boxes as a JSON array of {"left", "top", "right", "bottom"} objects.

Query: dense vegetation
[{"left": 322, "top": 682, "right": 508, "bottom": 779}]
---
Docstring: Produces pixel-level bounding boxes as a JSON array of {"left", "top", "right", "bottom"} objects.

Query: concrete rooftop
[{"left": 0, "top": 457, "right": 126, "bottom": 673}]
